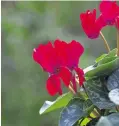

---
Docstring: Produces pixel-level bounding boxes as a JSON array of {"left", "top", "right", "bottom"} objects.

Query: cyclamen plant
[{"left": 33, "top": 1, "right": 119, "bottom": 126}]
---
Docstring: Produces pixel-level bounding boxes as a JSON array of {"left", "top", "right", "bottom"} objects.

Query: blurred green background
[{"left": 1, "top": 1, "right": 117, "bottom": 126}]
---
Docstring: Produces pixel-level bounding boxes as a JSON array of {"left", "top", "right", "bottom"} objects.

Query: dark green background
[{"left": 1, "top": 1, "right": 117, "bottom": 126}]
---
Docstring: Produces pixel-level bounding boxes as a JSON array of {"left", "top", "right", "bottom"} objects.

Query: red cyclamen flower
[
  {"left": 33, "top": 40, "right": 72, "bottom": 96},
  {"left": 54, "top": 40, "right": 85, "bottom": 92},
  {"left": 80, "top": 9, "right": 106, "bottom": 39},
  {"left": 33, "top": 40, "right": 85, "bottom": 96},
  {"left": 99, "top": 0, "right": 119, "bottom": 25}
]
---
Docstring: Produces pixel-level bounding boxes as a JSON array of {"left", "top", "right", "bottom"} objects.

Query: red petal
[
  {"left": 32, "top": 42, "right": 57, "bottom": 73},
  {"left": 69, "top": 40, "right": 84, "bottom": 59},
  {"left": 96, "top": 14, "right": 107, "bottom": 29},
  {"left": 46, "top": 75, "right": 62, "bottom": 96},
  {"left": 75, "top": 67, "right": 85, "bottom": 86},
  {"left": 54, "top": 39, "right": 68, "bottom": 66},
  {"left": 80, "top": 9, "right": 101, "bottom": 39},
  {"left": 67, "top": 40, "right": 84, "bottom": 70},
  {"left": 58, "top": 67, "right": 72, "bottom": 87},
  {"left": 54, "top": 40, "right": 84, "bottom": 71},
  {"left": 99, "top": 1, "right": 119, "bottom": 25},
  {"left": 79, "top": 76, "right": 85, "bottom": 86}
]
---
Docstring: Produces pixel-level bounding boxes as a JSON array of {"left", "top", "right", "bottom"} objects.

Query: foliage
[
  {"left": 2, "top": 1, "right": 119, "bottom": 126},
  {"left": 40, "top": 48, "right": 119, "bottom": 125}
]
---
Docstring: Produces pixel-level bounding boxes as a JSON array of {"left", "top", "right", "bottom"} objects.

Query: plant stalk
[
  {"left": 68, "top": 85, "right": 76, "bottom": 95},
  {"left": 116, "top": 106, "right": 119, "bottom": 112},
  {"left": 87, "top": 105, "right": 100, "bottom": 118},
  {"left": 100, "top": 31, "right": 110, "bottom": 53},
  {"left": 117, "top": 30, "right": 119, "bottom": 56},
  {"left": 104, "top": 109, "right": 110, "bottom": 116},
  {"left": 92, "top": 109, "right": 100, "bottom": 117}
]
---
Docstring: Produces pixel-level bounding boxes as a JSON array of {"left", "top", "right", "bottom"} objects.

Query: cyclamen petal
[
  {"left": 46, "top": 75, "right": 62, "bottom": 96},
  {"left": 67, "top": 40, "right": 84, "bottom": 70},
  {"left": 99, "top": 0, "right": 119, "bottom": 25},
  {"left": 33, "top": 42, "right": 56, "bottom": 73},
  {"left": 80, "top": 9, "right": 105, "bottom": 39},
  {"left": 58, "top": 67, "right": 72, "bottom": 87},
  {"left": 54, "top": 39, "right": 68, "bottom": 66},
  {"left": 96, "top": 14, "right": 107, "bottom": 28},
  {"left": 75, "top": 67, "right": 85, "bottom": 86}
]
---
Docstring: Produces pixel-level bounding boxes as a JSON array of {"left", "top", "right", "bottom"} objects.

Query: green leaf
[
  {"left": 107, "top": 68, "right": 119, "bottom": 105},
  {"left": 96, "top": 113, "right": 119, "bottom": 126},
  {"left": 107, "top": 48, "right": 118, "bottom": 57},
  {"left": 84, "top": 77, "right": 115, "bottom": 109},
  {"left": 85, "top": 57, "right": 119, "bottom": 79},
  {"left": 59, "top": 98, "right": 86, "bottom": 126},
  {"left": 95, "top": 54, "right": 107, "bottom": 63},
  {"left": 98, "top": 56, "right": 117, "bottom": 65},
  {"left": 83, "top": 99, "right": 93, "bottom": 112},
  {"left": 107, "top": 68, "right": 119, "bottom": 91},
  {"left": 39, "top": 92, "right": 73, "bottom": 115},
  {"left": 84, "top": 65, "right": 96, "bottom": 74},
  {"left": 108, "top": 88, "right": 119, "bottom": 105},
  {"left": 95, "top": 48, "right": 117, "bottom": 63}
]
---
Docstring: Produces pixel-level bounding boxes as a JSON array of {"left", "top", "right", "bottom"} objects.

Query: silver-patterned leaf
[
  {"left": 107, "top": 68, "right": 119, "bottom": 91},
  {"left": 59, "top": 98, "right": 86, "bottom": 126},
  {"left": 83, "top": 99, "right": 93, "bottom": 111},
  {"left": 85, "top": 78, "right": 115, "bottom": 109},
  {"left": 109, "top": 88, "right": 119, "bottom": 105},
  {"left": 96, "top": 113, "right": 119, "bottom": 126}
]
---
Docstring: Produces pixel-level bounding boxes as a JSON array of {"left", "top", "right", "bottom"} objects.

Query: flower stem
[
  {"left": 87, "top": 105, "right": 100, "bottom": 118},
  {"left": 104, "top": 109, "right": 110, "bottom": 116},
  {"left": 117, "top": 30, "right": 119, "bottom": 56},
  {"left": 116, "top": 106, "right": 119, "bottom": 112},
  {"left": 100, "top": 31, "right": 110, "bottom": 53},
  {"left": 87, "top": 115, "right": 93, "bottom": 120},
  {"left": 68, "top": 85, "right": 76, "bottom": 95},
  {"left": 75, "top": 77, "right": 89, "bottom": 99},
  {"left": 93, "top": 108, "right": 100, "bottom": 117}
]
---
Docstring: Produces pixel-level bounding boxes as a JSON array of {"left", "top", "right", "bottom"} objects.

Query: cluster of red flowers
[
  {"left": 33, "top": 40, "right": 84, "bottom": 96},
  {"left": 80, "top": 0, "right": 119, "bottom": 39},
  {"left": 33, "top": 0, "right": 119, "bottom": 96}
]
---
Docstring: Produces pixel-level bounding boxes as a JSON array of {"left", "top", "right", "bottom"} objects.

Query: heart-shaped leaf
[
  {"left": 107, "top": 48, "right": 118, "bottom": 57},
  {"left": 85, "top": 57, "right": 119, "bottom": 79},
  {"left": 59, "top": 98, "right": 86, "bottom": 126},
  {"left": 96, "top": 113, "right": 119, "bottom": 126},
  {"left": 95, "top": 48, "right": 117, "bottom": 63},
  {"left": 39, "top": 92, "right": 73, "bottom": 115},
  {"left": 83, "top": 99, "right": 93, "bottom": 111},
  {"left": 98, "top": 56, "right": 117, "bottom": 65},
  {"left": 95, "top": 54, "right": 107, "bottom": 63},
  {"left": 84, "top": 77, "right": 115, "bottom": 109},
  {"left": 108, "top": 88, "right": 119, "bottom": 105},
  {"left": 107, "top": 68, "right": 119, "bottom": 91}
]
